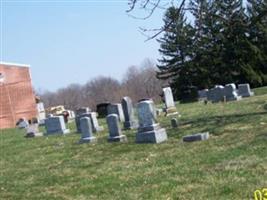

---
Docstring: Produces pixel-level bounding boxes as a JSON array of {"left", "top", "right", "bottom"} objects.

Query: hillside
[{"left": 1, "top": 88, "right": 267, "bottom": 200}]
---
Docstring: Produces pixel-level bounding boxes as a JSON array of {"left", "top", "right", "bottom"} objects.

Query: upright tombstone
[
  {"left": 96, "top": 102, "right": 111, "bottom": 118},
  {"left": 36, "top": 102, "right": 46, "bottom": 124},
  {"left": 162, "top": 87, "right": 178, "bottom": 115},
  {"left": 79, "top": 117, "right": 97, "bottom": 143},
  {"left": 171, "top": 118, "right": 178, "bottom": 128},
  {"left": 25, "top": 124, "right": 43, "bottom": 138},
  {"left": 88, "top": 112, "right": 104, "bottom": 132},
  {"left": 16, "top": 118, "right": 29, "bottom": 129},
  {"left": 75, "top": 112, "right": 103, "bottom": 133},
  {"left": 45, "top": 116, "right": 70, "bottom": 135},
  {"left": 207, "top": 85, "right": 225, "bottom": 103},
  {"left": 198, "top": 89, "right": 208, "bottom": 100},
  {"left": 121, "top": 97, "right": 137, "bottom": 129},
  {"left": 107, "top": 103, "right": 125, "bottom": 122},
  {"left": 238, "top": 83, "right": 254, "bottom": 97},
  {"left": 107, "top": 114, "right": 127, "bottom": 142},
  {"left": 76, "top": 107, "right": 90, "bottom": 116},
  {"left": 224, "top": 83, "right": 242, "bottom": 101},
  {"left": 136, "top": 100, "right": 168, "bottom": 143}
]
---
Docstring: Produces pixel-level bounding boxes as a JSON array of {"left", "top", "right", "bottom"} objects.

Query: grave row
[{"left": 198, "top": 83, "right": 254, "bottom": 103}]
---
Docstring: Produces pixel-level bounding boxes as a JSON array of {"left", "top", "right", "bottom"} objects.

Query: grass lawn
[{"left": 1, "top": 89, "right": 267, "bottom": 200}]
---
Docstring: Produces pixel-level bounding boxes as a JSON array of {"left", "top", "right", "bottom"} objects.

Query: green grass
[
  {"left": 1, "top": 93, "right": 267, "bottom": 200},
  {"left": 253, "top": 86, "right": 267, "bottom": 96}
]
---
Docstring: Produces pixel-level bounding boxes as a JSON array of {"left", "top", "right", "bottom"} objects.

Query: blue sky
[{"left": 1, "top": 0, "right": 166, "bottom": 92}]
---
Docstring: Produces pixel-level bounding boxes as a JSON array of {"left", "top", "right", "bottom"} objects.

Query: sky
[{"left": 1, "top": 0, "right": 166, "bottom": 92}]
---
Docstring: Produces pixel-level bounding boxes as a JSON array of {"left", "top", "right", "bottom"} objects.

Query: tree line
[
  {"left": 157, "top": 0, "right": 267, "bottom": 101},
  {"left": 39, "top": 59, "right": 165, "bottom": 111}
]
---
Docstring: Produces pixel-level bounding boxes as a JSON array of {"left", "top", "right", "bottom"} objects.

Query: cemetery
[
  {"left": 1, "top": 86, "right": 266, "bottom": 199},
  {"left": 1, "top": 0, "right": 267, "bottom": 198}
]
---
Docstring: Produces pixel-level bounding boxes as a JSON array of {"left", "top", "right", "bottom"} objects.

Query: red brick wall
[{"left": 0, "top": 63, "right": 37, "bottom": 129}]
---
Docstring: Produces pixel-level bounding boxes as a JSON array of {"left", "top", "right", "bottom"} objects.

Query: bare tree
[
  {"left": 122, "top": 58, "right": 164, "bottom": 103},
  {"left": 127, "top": 0, "right": 187, "bottom": 41}
]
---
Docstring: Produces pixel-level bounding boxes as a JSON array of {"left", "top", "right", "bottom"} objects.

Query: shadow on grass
[{"left": 180, "top": 111, "right": 267, "bottom": 136}]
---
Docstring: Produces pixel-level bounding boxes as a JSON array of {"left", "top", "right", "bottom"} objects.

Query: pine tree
[
  {"left": 157, "top": 6, "right": 195, "bottom": 100},
  {"left": 247, "top": 0, "right": 267, "bottom": 86}
]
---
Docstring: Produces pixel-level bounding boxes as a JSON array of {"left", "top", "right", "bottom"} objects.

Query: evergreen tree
[
  {"left": 247, "top": 0, "right": 267, "bottom": 86},
  {"left": 157, "top": 6, "right": 195, "bottom": 99}
]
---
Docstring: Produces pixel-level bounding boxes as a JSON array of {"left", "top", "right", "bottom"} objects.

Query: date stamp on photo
[{"left": 254, "top": 188, "right": 267, "bottom": 200}]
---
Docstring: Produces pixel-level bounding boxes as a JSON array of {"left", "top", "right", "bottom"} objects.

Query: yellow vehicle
[{"left": 46, "top": 105, "right": 66, "bottom": 116}]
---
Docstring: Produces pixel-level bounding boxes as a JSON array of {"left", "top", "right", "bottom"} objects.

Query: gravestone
[
  {"left": 76, "top": 107, "right": 90, "bottom": 116},
  {"left": 45, "top": 116, "right": 70, "bottom": 135},
  {"left": 89, "top": 112, "right": 104, "bottom": 132},
  {"left": 207, "top": 85, "right": 225, "bottom": 103},
  {"left": 198, "top": 89, "right": 208, "bottom": 100},
  {"left": 16, "top": 118, "right": 29, "bottom": 129},
  {"left": 171, "top": 118, "right": 178, "bottom": 128},
  {"left": 107, "top": 103, "right": 125, "bottom": 122},
  {"left": 37, "top": 102, "right": 46, "bottom": 124},
  {"left": 107, "top": 114, "right": 127, "bottom": 142},
  {"left": 163, "top": 87, "right": 178, "bottom": 115},
  {"left": 75, "top": 112, "right": 103, "bottom": 133},
  {"left": 136, "top": 100, "right": 168, "bottom": 143},
  {"left": 121, "top": 96, "right": 138, "bottom": 129},
  {"left": 183, "top": 132, "right": 209, "bottom": 142},
  {"left": 224, "top": 83, "right": 242, "bottom": 101},
  {"left": 79, "top": 117, "right": 97, "bottom": 143},
  {"left": 96, "top": 102, "right": 111, "bottom": 118},
  {"left": 238, "top": 83, "right": 254, "bottom": 97},
  {"left": 25, "top": 124, "right": 43, "bottom": 138}
]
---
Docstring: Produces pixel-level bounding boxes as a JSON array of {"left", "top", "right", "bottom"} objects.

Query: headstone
[
  {"left": 224, "top": 83, "right": 242, "bottom": 101},
  {"left": 136, "top": 100, "right": 168, "bottom": 143},
  {"left": 107, "top": 114, "right": 127, "bottom": 142},
  {"left": 16, "top": 118, "right": 29, "bottom": 129},
  {"left": 25, "top": 124, "right": 43, "bottom": 138},
  {"left": 198, "top": 89, "right": 208, "bottom": 100},
  {"left": 163, "top": 87, "right": 178, "bottom": 115},
  {"left": 76, "top": 107, "right": 90, "bottom": 116},
  {"left": 89, "top": 112, "right": 104, "bottom": 132},
  {"left": 47, "top": 114, "right": 53, "bottom": 118},
  {"left": 183, "top": 132, "right": 209, "bottom": 142},
  {"left": 96, "top": 102, "right": 111, "bottom": 118},
  {"left": 238, "top": 83, "right": 254, "bottom": 97},
  {"left": 121, "top": 97, "right": 138, "bottom": 129},
  {"left": 107, "top": 103, "right": 125, "bottom": 122},
  {"left": 37, "top": 102, "right": 46, "bottom": 125},
  {"left": 79, "top": 117, "right": 97, "bottom": 143},
  {"left": 45, "top": 116, "right": 70, "bottom": 135},
  {"left": 207, "top": 85, "right": 225, "bottom": 103},
  {"left": 171, "top": 118, "right": 178, "bottom": 128},
  {"left": 75, "top": 112, "right": 103, "bottom": 133}
]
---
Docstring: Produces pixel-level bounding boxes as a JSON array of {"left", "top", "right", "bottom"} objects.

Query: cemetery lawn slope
[{"left": 1, "top": 93, "right": 267, "bottom": 200}]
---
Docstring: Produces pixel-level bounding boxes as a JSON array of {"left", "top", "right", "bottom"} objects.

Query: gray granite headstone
[
  {"left": 107, "top": 114, "right": 127, "bottom": 142},
  {"left": 107, "top": 103, "right": 125, "bottom": 122},
  {"left": 121, "top": 96, "right": 138, "bottom": 129},
  {"left": 183, "top": 132, "right": 209, "bottom": 142},
  {"left": 45, "top": 116, "right": 70, "bottom": 135},
  {"left": 136, "top": 100, "right": 167, "bottom": 143},
  {"left": 171, "top": 118, "right": 178, "bottom": 128},
  {"left": 198, "top": 89, "right": 208, "bottom": 100},
  {"left": 238, "top": 83, "right": 254, "bottom": 97},
  {"left": 76, "top": 107, "right": 91, "bottom": 116},
  {"left": 224, "top": 83, "right": 242, "bottom": 101},
  {"left": 16, "top": 118, "right": 29, "bottom": 129},
  {"left": 75, "top": 112, "right": 103, "bottom": 133},
  {"left": 163, "top": 87, "right": 178, "bottom": 115},
  {"left": 79, "top": 117, "right": 97, "bottom": 143},
  {"left": 207, "top": 85, "right": 225, "bottom": 103}
]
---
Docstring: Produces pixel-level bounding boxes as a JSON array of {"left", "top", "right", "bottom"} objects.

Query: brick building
[{"left": 0, "top": 62, "right": 37, "bottom": 129}]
